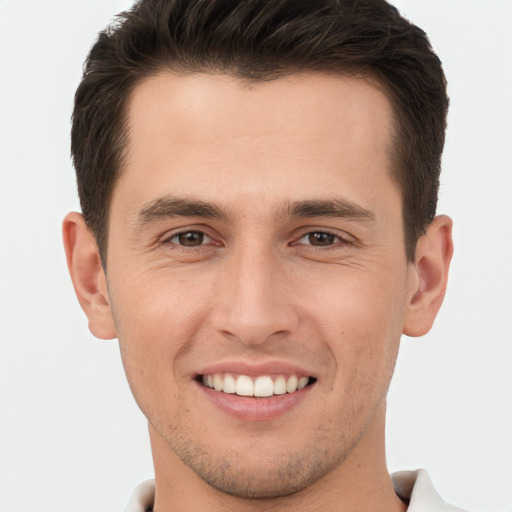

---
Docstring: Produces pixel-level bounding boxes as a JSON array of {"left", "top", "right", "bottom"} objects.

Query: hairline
[{"left": 96, "top": 67, "right": 414, "bottom": 269}]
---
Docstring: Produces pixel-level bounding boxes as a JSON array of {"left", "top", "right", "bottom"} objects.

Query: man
[{"left": 63, "top": 0, "right": 459, "bottom": 510}]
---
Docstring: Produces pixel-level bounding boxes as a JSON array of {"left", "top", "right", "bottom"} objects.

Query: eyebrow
[
  {"left": 135, "top": 196, "right": 229, "bottom": 225},
  {"left": 134, "top": 195, "right": 375, "bottom": 226},
  {"left": 279, "top": 198, "right": 376, "bottom": 222}
]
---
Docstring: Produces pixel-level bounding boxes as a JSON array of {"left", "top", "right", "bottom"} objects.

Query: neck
[{"left": 149, "top": 404, "right": 407, "bottom": 512}]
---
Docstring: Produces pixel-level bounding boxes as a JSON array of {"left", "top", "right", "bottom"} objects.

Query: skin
[{"left": 63, "top": 72, "right": 453, "bottom": 511}]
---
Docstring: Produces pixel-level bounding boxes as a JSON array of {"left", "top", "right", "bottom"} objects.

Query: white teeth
[
  {"left": 201, "top": 373, "right": 311, "bottom": 397},
  {"left": 235, "top": 375, "right": 254, "bottom": 396},
  {"left": 273, "top": 376, "right": 287, "bottom": 395},
  {"left": 298, "top": 376, "right": 309, "bottom": 390},
  {"left": 223, "top": 374, "right": 236, "bottom": 394},
  {"left": 286, "top": 375, "right": 298, "bottom": 393},
  {"left": 254, "top": 376, "right": 274, "bottom": 397},
  {"left": 213, "top": 374, "right": 223, "bottom": 391}
]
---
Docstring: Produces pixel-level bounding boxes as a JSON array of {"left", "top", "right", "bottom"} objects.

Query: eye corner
[
  {"left": 160, "top": 228, "right": 220, "bottom": 249},
  {"left": 291, "top": 229, "right": 353, "bottom": 249}
]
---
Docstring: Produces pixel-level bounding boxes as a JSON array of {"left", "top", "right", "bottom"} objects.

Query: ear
[
  {"left": 62, "top": 212, "right": 117, "bottom": 340},
  {"left": 403, "top": 215, "right": 454, "bottom": 337}
]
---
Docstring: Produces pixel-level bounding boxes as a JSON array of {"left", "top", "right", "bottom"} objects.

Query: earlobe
[
  {"left": 403, "top": 215, "right": 454, "bottom": 337},
  {"left": 62, "top": 212, "right": 117, "bottom": 340}
]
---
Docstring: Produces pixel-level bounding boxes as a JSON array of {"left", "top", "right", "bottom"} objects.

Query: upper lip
[{"left": 196, "top": 359, "right": 317, "bottom": 379}]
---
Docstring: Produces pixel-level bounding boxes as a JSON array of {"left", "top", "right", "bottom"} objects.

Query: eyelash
[
  {"left": 163, "top": 229, "right": 351, "bottom": 249},
  {"left": 293, "top": 230, "right": 350, "bottom": 248},
  {"left": 164, "top": 230, "right": 216, "bottom": 249}
]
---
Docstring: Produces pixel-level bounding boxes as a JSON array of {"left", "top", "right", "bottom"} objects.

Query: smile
[{"left": 201, "top": 373, "right": 315, "bottom": 397}]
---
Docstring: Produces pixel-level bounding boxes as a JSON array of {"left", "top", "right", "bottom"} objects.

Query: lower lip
[{"left": 196, "top": 381, "right": 313, "bottom": 421}]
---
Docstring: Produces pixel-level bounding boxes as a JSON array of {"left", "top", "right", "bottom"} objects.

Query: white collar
[{"left": 125, "top": 469, "right": 467, "bottom": 511}]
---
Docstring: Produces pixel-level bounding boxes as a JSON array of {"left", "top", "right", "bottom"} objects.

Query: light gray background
[{"left": 1, "top": 1, "right": 511, "bottom": 510}]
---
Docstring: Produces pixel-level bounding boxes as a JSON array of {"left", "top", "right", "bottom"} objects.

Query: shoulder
[
  {"left": 392, "top": 469, "right": 468, "bottom": 512},
  {"left": 124, "top": 471, "right": 468, "bottom": 511},
  {"left": 124, "top": 479, "right": 155, "bottom": 512}
]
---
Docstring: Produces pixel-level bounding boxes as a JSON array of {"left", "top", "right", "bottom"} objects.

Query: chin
[
  {"left": 192, "top": 456, "right": 331, "bottom": 498},
  {"left": 170, "top": 433, "right": 347, "bottom": 499}
]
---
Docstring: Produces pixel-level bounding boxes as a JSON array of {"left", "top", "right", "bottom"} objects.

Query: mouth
[{"left": 198, "top": 373, "right": 317, "bottom": 398}]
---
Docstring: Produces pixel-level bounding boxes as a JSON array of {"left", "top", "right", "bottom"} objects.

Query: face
[{"left": 105, "top": 72, "right": 418, "bottom": 497}]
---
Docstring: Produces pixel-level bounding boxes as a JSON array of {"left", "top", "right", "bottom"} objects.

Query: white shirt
[
  {"left": 391, "top": 470, "right": 467, "bottom": 511},
  {"left": 124, "top": 469, "right": 467, "bottom": 511}
]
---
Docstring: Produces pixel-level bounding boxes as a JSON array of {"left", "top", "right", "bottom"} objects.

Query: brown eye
[
  {"left": 307, "top": 232, "right": 336, "bottom": 246},
  {"left": 174, "top": 231, "right": 205, "bottom": 246}
]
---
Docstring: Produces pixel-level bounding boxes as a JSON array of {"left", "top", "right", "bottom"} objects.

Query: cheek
[
  {"left": 109, "top": 273, "right": 211, "bottom": 403},
  {"left": 303, "top": 263, "right": 407, "bottom": 333},
  {"left": 112, "top": 268, "right": 209, "bottom": 343},
  {"left": 302, "top": 265, "right": 407, "bottom": 381}
]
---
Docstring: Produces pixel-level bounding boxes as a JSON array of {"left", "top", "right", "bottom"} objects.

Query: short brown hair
[{"left": 72, "top": 0, "right": 448, "bottom": 264}]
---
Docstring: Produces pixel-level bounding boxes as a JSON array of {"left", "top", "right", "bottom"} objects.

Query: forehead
[
  {"left": 116, "top": 71, "right": 396, "bottom": 216},
  {"left": 126, "top": 71, "right": 393, "bottom": 155}
]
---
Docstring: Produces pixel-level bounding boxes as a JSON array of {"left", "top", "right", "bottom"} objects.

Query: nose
[{"left": 209, "top": 244, "right": 299, "bottom": 346}]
